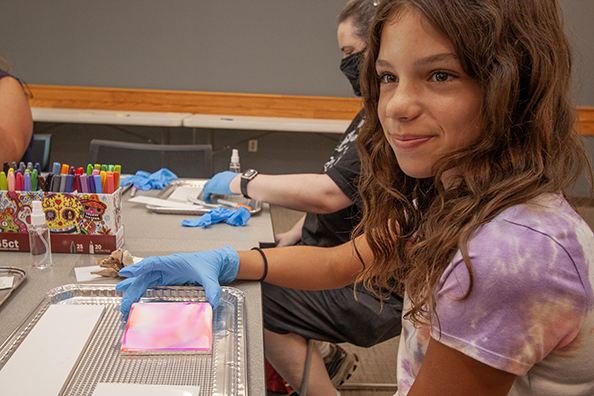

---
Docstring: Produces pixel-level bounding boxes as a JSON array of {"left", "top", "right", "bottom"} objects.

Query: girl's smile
[{"left": 389, "top": 133, "right": 434, "bottom": 151}]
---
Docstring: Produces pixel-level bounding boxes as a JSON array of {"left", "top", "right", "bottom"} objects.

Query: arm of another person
[
  {"left": 275, "top": 214, "right": 306, "bottom": 247},
  {"left": 408, "top": 338, "right": 516, "bottom": 396},
  {"left": 229, "top": 173, "right": 354, "bottom": 214},
  {"left": 0, "top": 76, "right": 33, "bottom": 164}
]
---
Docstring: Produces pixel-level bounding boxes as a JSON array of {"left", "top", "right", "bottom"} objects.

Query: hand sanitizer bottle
[
  {"left": 229, "top": 149, "right": 241, "bottom": 173},
  {"left": 29, "top": 200, "right": 52, "bottom": 269}
]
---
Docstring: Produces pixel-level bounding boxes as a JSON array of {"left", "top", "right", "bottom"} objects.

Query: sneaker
[{"left": 323, "top": 344, "right": 359, "bottom": 388}]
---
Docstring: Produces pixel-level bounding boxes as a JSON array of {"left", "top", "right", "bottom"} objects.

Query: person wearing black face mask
[
  {"left": 201, "top": 1, "right": 403, "bottom": 394},
  {"left": 340, "top": 50, "right": 365, "bottom": 97}
]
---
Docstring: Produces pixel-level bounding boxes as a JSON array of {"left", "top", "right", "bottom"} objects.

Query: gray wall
[
  {"left": 3, "top": 1, "right": 594, "bottom": 184},
  {"left": 1, "top": 0, "right": 592, "bottom": 104},
  {"left": 0, "top": 0, "right": 354, "bottom": 98},
  {"left": 561, "top": 0, "right": 594, "bottom": 107}
]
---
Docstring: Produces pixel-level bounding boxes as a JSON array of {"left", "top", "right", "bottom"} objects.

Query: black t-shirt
[{"left": 301, "top": 109, "right": 364, "bottom": 247}]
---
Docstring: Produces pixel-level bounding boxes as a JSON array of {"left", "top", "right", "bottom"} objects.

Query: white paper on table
[
  {"left": 74, "top": 265, "right": 105, "bottom": 282},
  {"left": 128, "top": 195, "right": 200, "bottom": 209},
  {"left": 75, "top": 257, "right": 144, "bottom": 282},
  {"left": 166, "top": 185, "right": 204, "bottom": 202},
  {"left": 0, "top": 275, "right": 14, "bottom": 289},
  {"left": 92, "top": 383, "right": 200, "bottom": 396},
  {"left": 0, "top": 304, "right": 105, "bottom": 396}
]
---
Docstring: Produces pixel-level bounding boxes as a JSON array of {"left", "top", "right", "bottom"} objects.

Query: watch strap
[
  {"left": 240, "top": 176, "right": 250, "bottom": 199},
  {"left": 240, "top": 169, "right": 258, "bottom": 199}
]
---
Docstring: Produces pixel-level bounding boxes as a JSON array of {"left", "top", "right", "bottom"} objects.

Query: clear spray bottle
[
  {"left": 229, "top": 149, "right": 241, "bottom": 173},
  {"left": 29, "top": 200, "right": 52, "bottom": 269}
]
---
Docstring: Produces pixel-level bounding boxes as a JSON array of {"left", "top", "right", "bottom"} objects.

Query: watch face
[{"left": 243, "top": 169, "right": 258, "bottom": 179}]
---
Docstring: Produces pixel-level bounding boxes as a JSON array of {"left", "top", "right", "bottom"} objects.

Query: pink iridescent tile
[{"left": 121, "top": 302, "right": 212, "bottom": 354}]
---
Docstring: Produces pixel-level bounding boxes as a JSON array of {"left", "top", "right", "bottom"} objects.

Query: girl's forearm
[{"left": 237, "top": 236, "right": 371, "bottom": 290}]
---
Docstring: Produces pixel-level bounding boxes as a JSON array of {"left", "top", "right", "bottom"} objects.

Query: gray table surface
[{"left": 0, "top": 184, "right": 274, "bottom": 395}]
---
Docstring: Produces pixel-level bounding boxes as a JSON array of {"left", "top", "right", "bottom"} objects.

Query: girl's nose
[{"left": 383, "top": 81, "right": 422, "bottom": 122}]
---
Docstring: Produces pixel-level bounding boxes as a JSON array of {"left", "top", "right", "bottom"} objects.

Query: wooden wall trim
[
  {"left": 27, "top": 84, "right": 363, "bottom": 121},
  {"left": 27, "top": 84, "right": 593, "bottom": 134},
  {"left": 579, "top": 107, "right": 594, "bottom": 136}
]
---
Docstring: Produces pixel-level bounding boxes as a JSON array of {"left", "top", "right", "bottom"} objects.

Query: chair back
[
  {"left": 88, "top": 140, "right": 213, "bottom": 178},
  {"left": 32, "top": 134, "right": 52, "bottom": 172}
]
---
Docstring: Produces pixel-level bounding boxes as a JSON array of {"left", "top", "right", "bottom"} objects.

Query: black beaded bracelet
[{"left": 251, "top": 247, "right": 268, "bottom": 282}]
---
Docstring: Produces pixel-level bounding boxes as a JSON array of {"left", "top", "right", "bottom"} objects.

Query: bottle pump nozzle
[
  {"left": 31, "top": 200, "right": 46, "bottom": 226},
  {"left": 231, "top": 149, "right": 240, "bottom": 163},
  {"left": 229, "top": 149, "right": 241, "bottom": 173}
]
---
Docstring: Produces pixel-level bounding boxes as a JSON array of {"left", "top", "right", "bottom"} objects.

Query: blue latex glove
[
  {"left": 202, "top": 171, "right": 239, "bottom": 201},
  {"left": 121, "top": 168, "right": 178, "bottom": 191},
  {"left": 226, "top": 206, "right": 251, "bottom": 226},
  {"left": 186, "top": 207, "right": 235, "bottom": 227},
  {"left": 181, "top": 206, "right": 251, "bottom": 228},
  {"left": 116, "top": 246, "right": 240, "bottom": 316}
]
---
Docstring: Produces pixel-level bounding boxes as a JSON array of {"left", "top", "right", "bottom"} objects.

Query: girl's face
[{"left": 376, "top": 7, "right": 484, "bottom": 181}]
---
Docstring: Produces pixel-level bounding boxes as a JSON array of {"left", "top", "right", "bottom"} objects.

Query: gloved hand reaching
[
  {"left": 202, "top": 171, "right": 239, "bottom": 201},
  {"left": 116, "top": 246, "right": 240, "bottom": 316}
]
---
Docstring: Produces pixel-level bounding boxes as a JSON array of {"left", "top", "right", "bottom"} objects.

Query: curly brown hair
[{"left": 354, "top": 0, "right": 590, "bottom": 325}]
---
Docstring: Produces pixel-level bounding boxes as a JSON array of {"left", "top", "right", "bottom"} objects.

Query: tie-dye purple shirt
[{"left": 397, "top": 194, "right": 594, "bottom": 395}]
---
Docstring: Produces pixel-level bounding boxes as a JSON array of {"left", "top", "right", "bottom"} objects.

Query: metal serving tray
[
  {"left": 0, "top": 284, "right": 247, "bottom": 396},
  {"left": 0, "top": 267, "right": 27, "bottom": 307},
  {"left": 146, "top": 179, "right": 261, "bottom": 215}
]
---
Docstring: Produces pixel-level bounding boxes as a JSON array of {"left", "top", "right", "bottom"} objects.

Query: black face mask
[{"left": 340, "top": 50, "right": 364, "bottom": 97}]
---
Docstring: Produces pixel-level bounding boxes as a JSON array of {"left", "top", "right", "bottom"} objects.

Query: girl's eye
[
  {"left": 432, "top": 71, "right": 455, "bottom": 82},
  {"left": 378, "top": 72, "right": 396, "bottom": 84}
]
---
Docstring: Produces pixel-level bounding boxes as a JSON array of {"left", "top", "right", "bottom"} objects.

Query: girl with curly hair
[{"left": 118, "top": 1, "right": 594, "bottom": 394}]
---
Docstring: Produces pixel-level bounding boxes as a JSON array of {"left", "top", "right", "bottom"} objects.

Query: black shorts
[{"left": 262, "top": 282, "right": 403, "bottom": 348}]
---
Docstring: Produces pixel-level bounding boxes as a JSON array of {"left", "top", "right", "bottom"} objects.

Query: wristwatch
[{"left": 240, "top": 169, "right": 258, "bottom": 199}]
